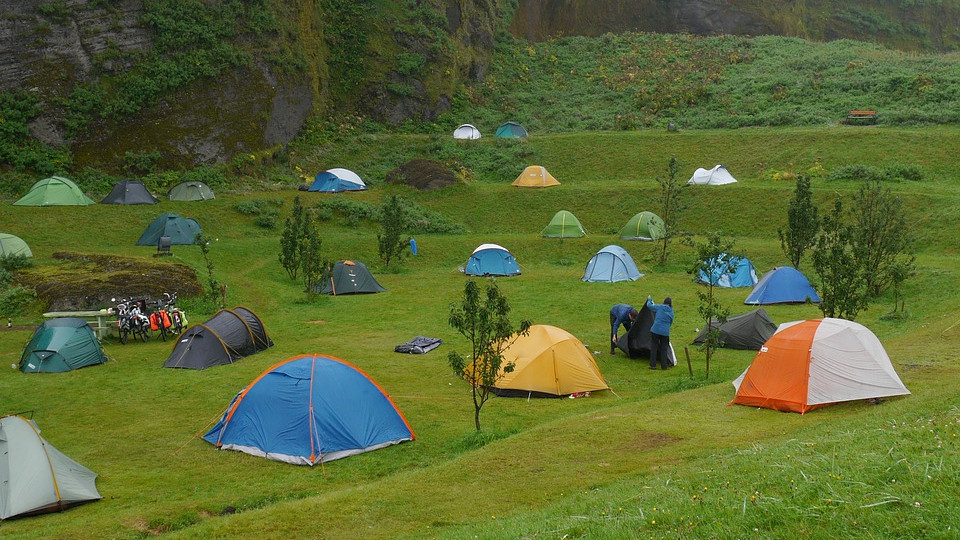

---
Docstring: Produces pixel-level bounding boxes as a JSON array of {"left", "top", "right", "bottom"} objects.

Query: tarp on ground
[
  {"left": 19, "top": 318, "right": 107, "bottom": 373},
  {"left": 13, "top": 177, "right": 95, "bottom": 206},
  {"left": 135, "top": 213, "right": 202, "bottom": 246},
  {"left": 101, "top": 180, "right": 158, "bottom": 204},
  {"left": 164, "top": 306, "right": 273, "bottom": 369},
  {"left": 692, "top": 308, "right": 777, "bottom": 350}
]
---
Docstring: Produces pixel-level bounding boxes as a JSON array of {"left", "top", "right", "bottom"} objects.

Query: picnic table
[{"left": 42, "top": 310, "right": 116, "bottom": 340}]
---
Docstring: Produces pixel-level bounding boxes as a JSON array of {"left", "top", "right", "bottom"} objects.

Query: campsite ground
[{"left": 1, "top": 127, "right": 958, "bottom": 539}]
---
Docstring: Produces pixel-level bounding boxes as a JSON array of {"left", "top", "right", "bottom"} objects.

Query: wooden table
[{"left": 42, "top": 310, "right": 116, "bottom": 340}]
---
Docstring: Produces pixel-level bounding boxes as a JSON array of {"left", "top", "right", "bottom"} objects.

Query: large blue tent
[
  {"left": 698, "top": 253, "right": 758, "bottom": 288},
  {"left": 203, "top": 354, "right": 414, "bottom": 465},
  {"left": 464, "top": 244, "right": 521, "bottom": 277},
  {"left": 308, "top": 168, "right": 367, "bottom": 193},
  {"left": 744, "top": 266, "right": 821, "bottom": 305},
  {"left": 582, "top": 245, "right": 642, "bottom": 282}
]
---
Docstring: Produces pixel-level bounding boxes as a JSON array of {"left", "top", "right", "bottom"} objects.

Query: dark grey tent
[
  {"left": 692, "top": 308, "right": 777, "bottom": 350},
  {"left": 101, "top": 180, "right": 158, "bottom": 205},
  {"left": 319, "top": 260, "right": 386, "bottom": 295},
  {"left": 616, "top": 303, "right": 676, "bottom": 364},
  {"left": 136, "top": 213, "right": 201, "bottom": 246},
  {"left": 164, "top": 306, "right": 273, "bottom": 369}
]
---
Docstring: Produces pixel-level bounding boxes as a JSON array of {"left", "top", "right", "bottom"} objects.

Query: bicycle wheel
[
  {"left": 158, "top": 315, "right": 168, "bottom": 342},
  {"left": 172, "top": 313, "right": 183, "bottom": 335},
  {"left": 119, "top": 325, "right": 129, "bottom": 345}
]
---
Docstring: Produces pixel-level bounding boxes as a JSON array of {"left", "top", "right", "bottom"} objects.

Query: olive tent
[
  {"left": 167, "top": 181, "right": 215, "bottom": 201},
  {"left": 581, "top": 245, "right": 642, "bottom": 282},
  {"left": 19, "top": 318, "right": 107, "bottom": 373},
  {"left": 495, "top": 121, "right": 528, "bottom": 138},
  {"left": 135, "top": 213, "right": 202, "bottom": 246},
  {"left": 0, "top": 233, "right": 32, "bottom": 258},
  {"left": 541, "top": 210, "right": 585, "bottom": 238},
  {"left": 513, "top": 166, "right": 560, "bottom": 188},
  {"left": 164, "top": 306, "right": 273, "bottom": 369},
  {"left": 101, "top": 179, "right": 158, "bottom": 205},
  {"left": 692, "top": 308, "right": 777, "bottom": 350},
  {"left": 453, "top": 124, "right": 482, "bottom": 139},
  {"left": 13, "top": 176, "right": 95, "bottom": 206},
  {"left": 318, "top": 260, "right": 386, "bottom": 295},
  {"left": 0, "top": 415, "right": 101, "bottom": 520},
  {"left": 619, "top": 211, "right": 665, "bottom": 241}
]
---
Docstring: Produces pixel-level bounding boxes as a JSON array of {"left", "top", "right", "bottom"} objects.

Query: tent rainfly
[
  {"left": 541, "top": 210, "right": 585, "bottom": 238},
  {"left": 13, "top": 176, "right": 96, "bottom": 206},
  {"left": 495, "top": 121, "right": 528, "bottom": 138},
  {"left": 582, "top": 245, "right": 642, "bottom": 282},
  {"left": 697, "top": 253, "right": 759, "bottom": 288},
  {"left": 136, "top": 213, "right": 202, "bottom": 246},
  {"left": 167, "top": 181, "right": 215, "bottom": 201},
  {"left": 692, "top": 308, "right": 777, "bottom": 350},
  {"left": 464, "top": 244, "right": 521, "bottom": 277},
  {"left": 164, "top": 306, "right": 273, "bottom": 369},
  {"left": 101, "top": 180, "right": 159, "bottom": 204},
  {"left": 513, "top": 166, "right": 560, "bottom": 188},
  {"left": 453, "top": 124, "right": 482, "bottom": 139},
  {"left": 19, "top": 318, "right": 107, "bottom": 373},
  {"left": 744, "top": 266, "right": 820, "bottom": 305},
  {"left": 616, "top": 303, "right": 677, "bottom": 364},
  {"left": 0, "top": 233, "right": 32, "bottom": 258},
  {"left": 309, "top": 168, "right": 367, "bottom": 192},
  {"left": 319, "top": 260, "right": 386, "bottom": 295},
  {"left": 619, "top": 211, "right": 665, "bottom": 241},
  {"left": 688, "top": 165, "right": 738, "bottom": 185}
]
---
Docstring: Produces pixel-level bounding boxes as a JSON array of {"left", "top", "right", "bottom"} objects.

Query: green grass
[{"left": 1, "top": 127, "right": 959, "bottom": 539}]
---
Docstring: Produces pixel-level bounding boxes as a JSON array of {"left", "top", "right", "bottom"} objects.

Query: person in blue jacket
[
  {"left": 647, "top": 295, "right": 674, "bottom": 369},
  {"left": 609, "top": 303, "right": 638, "bottom": 355}
]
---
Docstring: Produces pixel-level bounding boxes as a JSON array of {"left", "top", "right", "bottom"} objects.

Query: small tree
[
  {"left": 377, "top": 194, "right": 408, "bottom": 268},
  {"left": 655, "top": 156, "right": 686, "bottom": 263},
  {"left": 448, "top": 280, "right": 531, "bottom": 431},
  {"left": 194, "top": 233, "right": 222, "bottom": 309},
  {"left": 687, "top": 232, "right": 736, "bottom": 378},
  {"left": 811, "top": 200, "right": 869, "bottom": 320},
  {"left": 279, "top": 196, "right": 305, "bottom": 279},
  {"left": 778, "top": 175, "right": 819, "bottom": 269},
  {"left": 300, "top": 212, "right": 324, "bottom": 293},
  {"left": 850, "top": 180, "right": 915, "bottom": 297}
]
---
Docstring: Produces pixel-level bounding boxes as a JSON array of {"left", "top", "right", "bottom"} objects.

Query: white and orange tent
[
  {"left": 512, "top": 166, "right": 560, "bottom": 188},
  {"left": 731, "top": 318, "right": 909, "bottom": 414}
]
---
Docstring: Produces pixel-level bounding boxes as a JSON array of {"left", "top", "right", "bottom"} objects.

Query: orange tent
[
  {"left": 512, "top": 166, "right": 560, "bottom": 188},
  {"left": 731, "top": 318, "right": 909, "bottom": 414}
]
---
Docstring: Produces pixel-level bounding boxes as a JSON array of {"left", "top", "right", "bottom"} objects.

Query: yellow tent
[
  {"left": 493, "top": 325, "right": 609, "bottom": 397},
  {"left": 512, "top": 166, "right": 560, "bottom": 188}
]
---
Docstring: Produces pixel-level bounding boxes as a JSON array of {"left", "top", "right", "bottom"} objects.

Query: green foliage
[
  {"left": 0, "top": 91, "right": 71, "bottom": 176},
  {"left": 279, "top": 196, "right": 306, "bottom": 280},
  {"left": 377, "top": 195, "right": 409, "bottom": 268},
  {"left": 0, "top": 254, "right": 33, "bottom": 272},
  {"left": 318, "top": 0, "right": 372, "bottom": 102},
  {"left": 122, "top": 150, "right": 162, "bottom": 175},
  {"left": 827, "top": 163, "right": 925, "bottom": 182},
  {"left": 654, "top": 156, "right": 686, "bottom": 263},
  {"left": 300, "top": 213, "right": 324, "bottom": 293},
  {"left": 316, "top": 197, "right": 466, "bottom": 234},
  {"left": 193, "top": 232, "right": 221, "bottom": 307},
  {"left": 234, "top": 198, "right": 283, "bottom": 228},
  {"left": 0, "top": 285, "right": 37, "bottom": 319},
  {"left": 812, "top": 199, "right": 870, "bottom": 320},
  {"left": 850, "top": 180, "right": 916, "bottom": 297},
  {"left": 686, "top": 232, "right": 736, "bottom": 377},
  {"left": 778, "top": 175, "right": 820, "bottom": 269}
]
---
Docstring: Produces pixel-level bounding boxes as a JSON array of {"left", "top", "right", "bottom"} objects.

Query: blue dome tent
[
  {"left": 309, "top": 168, "right": 367, "bottom": 192},
  {"left": 744, "top": 266, "right": 821, "bottom": 305},
  {"left": 464, "top": 244, "right": 521, "bottom": 277},
  {"left": 582, "top": 245, "right": 642, "bottom": 282},
  {"left": 697, "top": 253, "right": 759, "bottom": 288}
]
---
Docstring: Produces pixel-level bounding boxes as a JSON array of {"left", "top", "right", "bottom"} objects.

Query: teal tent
[
  {"left": 495, "top": 121, "right": 528, "bottom": 138},
  {"left": 136, "top": 213, "right": 202, "bottom": 246},
  {"left": 13, "top": 177, "right": 95, "bottom": 206},
  {"left": 19, "top": 318, "right": 107, "bottom": 373}
]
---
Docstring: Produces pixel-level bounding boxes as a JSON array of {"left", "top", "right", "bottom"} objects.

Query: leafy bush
[
  {"left": 314, "top": 197, "right": 465, "bottom": 233},
  {"left": 0, "top": 286, "right": 37, "bottom": 319},
  {"left": 233, "top": 199, "right": 284, "bottom": 215},
  {"left": 0, "top": 254, "right": 33, "bottom": 272},
  {"left": 826, "top": 163, "right": 925, "bottom": 182}
]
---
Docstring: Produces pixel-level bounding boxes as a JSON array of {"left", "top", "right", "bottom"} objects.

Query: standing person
[
  {"left": 609, "top": 303, "right": 638, "bottom": 355},
  {"left": 647, "top": 296, "right": 674, "bottom": 369}
]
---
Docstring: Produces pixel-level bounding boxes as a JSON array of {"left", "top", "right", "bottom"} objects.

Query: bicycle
[
  {"left": 128, "top": 299, "right": 151, "bottom": 343},
  {"left": 165, "top": 292, "right": 187, "bottom": 336},
  {"left": 113, "top": 298, "right": 132, "bottom": 344},
  {"left": 151, "top": 297, "right": 172, "bottom": 342}
]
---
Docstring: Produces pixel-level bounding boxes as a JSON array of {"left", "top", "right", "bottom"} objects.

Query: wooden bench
[{"left": 846, "top": 110, "right": 877, "bottom": 125}]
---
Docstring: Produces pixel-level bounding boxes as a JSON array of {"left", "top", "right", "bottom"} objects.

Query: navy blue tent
[
  {"left": 744, "top": 266, "right": 821, "bottom": 305},
  {"left": 464, "top": 244, "right": 520, "bottom": 277},
  {"left": 203, "top": 354, "right": 415, "bottom": 465},
  {"left": 582, "top": 245, "right": 642, "bottom": 282},
  {"left": 698, "top": 253, "right": 758, "bottom": 288}
]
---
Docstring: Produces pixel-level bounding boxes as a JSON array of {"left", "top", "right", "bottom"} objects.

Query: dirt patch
[
  {"left": 0, "top": 325, "right": 36, "bottom": 332},
  {"left": 624, "top": 431, "right": 683, "bottom": 452},
  {"left": 385, "top": 159, "right": 458, "bottom": 190},
  {"left": 306, "top": 320, "right": 327, "bottom": 324}
]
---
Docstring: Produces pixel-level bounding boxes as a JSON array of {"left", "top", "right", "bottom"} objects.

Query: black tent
[
  {"left": 101, "top": 180, "right": 159, "bottom": 205},
  {"left": 164, "top": 306, "right": 273, "bottom": 369},
  {"left": 616, "top": 303, "right": 676, "bottom": 364},
  {"left": 691, "top": 308, "right": 777, "bottom": 350},
  {"left": 318, "top": 260, "right": 386, "bottom": 295}
]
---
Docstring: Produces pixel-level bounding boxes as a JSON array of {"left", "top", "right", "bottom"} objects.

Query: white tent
[
  {"left": 0, "top": 415, "right": 101, "bottom": 519},
  {"left": 453, "top": 124, "right": 482, "bottom": 140},
  {"left": 688, "top": 165, "right": 738, "bottom": 185}
]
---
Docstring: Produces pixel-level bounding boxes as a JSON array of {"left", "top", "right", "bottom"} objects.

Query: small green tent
[
  {"left": 13, "top": 177, "right": 95, "bottom": 207},
  {"left": 136, "top": 213, "right": 202, "bottom": 246},
  {"left": 168, "top": 181, "right": 215, "bottom": 201},
  {"left": 0, "top": 233, "right": 32, "bottom": 257},
  {"left": 19, "top": 318, "right": 107, "bottom": 373},
  {"left": 541, "top": 210, "right": 586, "bottom": 238},
  {"left": 619, "top": 211, "right": 665, "bottom": 241},
  {"left": 495, "top": 121, "right": 528, "bottom": 138},
  {"left": 319, "top": 260, "right": 386, "bottom": 295}
]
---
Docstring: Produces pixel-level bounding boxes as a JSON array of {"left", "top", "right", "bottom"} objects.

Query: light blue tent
[
  {"left": 464, "top": 244, "right": 521, "bottom": 277},
  {"left": 698, "top": 253, "right": 759, "bottom": 288},
  {"left": 744, "top": 266, "right": 821, "bottom": 305},
  {"left": 582, "top": 245, "right": 642, "bottom": 282},
  {"left": 309, "top": 168, "right": 367, "bottom": 192},
  {"left": 203, "top": 354, "right": 415, "bottom": 465}
]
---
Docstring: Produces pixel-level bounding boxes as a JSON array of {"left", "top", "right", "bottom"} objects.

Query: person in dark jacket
[
  {"left": 609, "top": 303, "right": 638, "bottom": 354},
  {"left": 647, "top": 296, "right": 674, "bottom": 369}
]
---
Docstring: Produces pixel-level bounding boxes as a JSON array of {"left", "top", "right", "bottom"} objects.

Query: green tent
[
  {"left": 541, "top": 210, "right": 586, "bottom": 238},
  {"left": 0, "top": 233, "right": 32, "bottom": 257},
  {"left": 318, "top": 260, "right": 386, "bottom": 295},
  {"left": 168, "top": 181, "right": 215, "bottom": 201},
  {"left": 619, "top": 211, "right": 666, "bottom": 241},
  {"left": 13, "top": 177, "right": 95, "bottom": 206},
  {"left": 136, "top": 213, "right": 202, "bottom": 246},
  {"left": 495, "top": 121, "right": 528, "bottom": 138},
  {"left": 19, "top": 318, "right": 107, "bottom": 373}
]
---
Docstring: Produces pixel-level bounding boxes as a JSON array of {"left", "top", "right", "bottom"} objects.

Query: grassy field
[{"left": 1, "top": 126, "right": 958, "bottom": 539}]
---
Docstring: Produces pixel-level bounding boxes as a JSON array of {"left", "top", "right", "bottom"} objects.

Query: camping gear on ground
[
  {"left": 731, "top": 318, "right": 910, "bottom": 413},
  {"left": 135, "top": 213, "right": 202, "bottom": 246},
  {"left": 203, "top": 354, "right": 415, "bottom": 465},
  {"left": 744, "top": 266, "right": 821, "bottom": 305},
  {"left": 688, "top": 165, "right": 738, "bottom": 185},
  {"left": 616, "top": 303, "right": 677, "bottom": 365},
  {"left": 318, "top": 260, "right": 386, "bottom": 295},
  {"left": 464, "top": 244, "right": 521, "bottom": 277},
  {"left": 167, "top": 181, "right": 214, "bottom": 201},
  {"left": 164, "top": 306, "right": 272, "bottom": 369},
  {"left": 541, "top": 210, "right": 585, "bottom": 238},
  {"left": 697, "top": 253, "right": 759, "bottom": 288},
  {"left": 582, "top": 245, "right": 642, "bottom": 282},
  {"left": 692, "top": 308, "right": 777, "bottom": 350},
  {"left": 309, "top": 168, "right": 367, "bottom": 192},
  {"left": 101, "top": 179, "right": 159, "bottom": 204},
  {"left": 453, "top": 124, "right": 481, "bottom": 139},
  {"left": 487, "top": 325, "right": 609, "bottom": 398},
  {"left": 13, "top": 176, "right": 96, "bottom": 206},
  {"left": 495, "top": 121, "right": 528, "bottom": 138},
  {"left": 394, "top": 336, "right": 442, "bottom": 354},
  {"left": 19, "top": 318, "right": 107, "bottom": 373},
  {"left": 0, "top": 233, "right": 32, "bottom": 258},
  {"left": 619, "top": 211, "right": 665, "bottom": 241},
  {"left": 0, "top": 415, "right": 101, "bottom": 520},
  {"left": 513, "top": 165, "right": 560, "bottom": 188}
]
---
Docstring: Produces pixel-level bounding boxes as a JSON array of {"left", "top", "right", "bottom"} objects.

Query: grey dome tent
[
  {"left": 319, "top": 260, "right": 386, "bottom": 295},
  {"left": 164, "top": 306, "right": 273, "bottom": 369},
  {"left": 101, "top": 179, "right": 158, "bottom": 205},
  {"left": 0, "top": 233, "right": 32, "bottom": 258},
  {"left": 19, "top": 318, "right": 107, "bottom": 373},
  {"left": 0, "top": 415, "right": 101, "bottom": 520},
  {"left": 168, "top": 181, "right": 214, "bottom": 201},
  {"left": 136, "top": 213, "right": 202, "bottom": 246},
  {"left": 692, "top": 308, "right": 777, "bottom": 350},
  {"left": 616, "top": 303, "right": 676, "bottom": 364}
]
